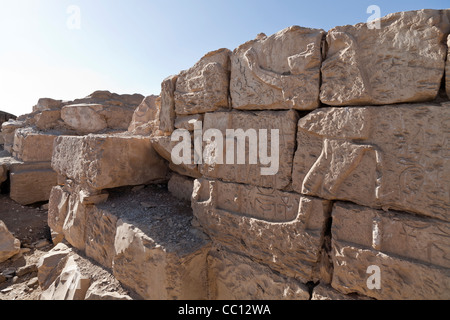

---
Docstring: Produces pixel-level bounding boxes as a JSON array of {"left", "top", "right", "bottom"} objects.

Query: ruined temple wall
[{"left": 152, "top": 9, "right": 450, "bottom": 300}]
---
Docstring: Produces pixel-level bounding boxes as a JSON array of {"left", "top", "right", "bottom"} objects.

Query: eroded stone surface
[
  {"left": 446, "top": 35, "right": 450, "bottom": 99},
  {"left": 200, "top": 110, "right": 298, "bottom": 190},
  {"left": 52, "top": 134, "right": 167, "bottom": 191},
  {"left": 12, "top": 128, "right": 57, "bottom": 162},
  {"left": 192, "top": 179, "right": 330, "bottom": 281},
  {"left": 10, "top": 162, "right": 57, "bottom": 205},
  {"left": 292, "top": 104, "right": 450, "bottom": 221},
  {"left": 159, "top": 76, "right": 178, "bottom": 133},
  {"left": 128, "top": 95, "right": 160, "bottom": 136},
  {"left": 175, "top": 49, "right": 231, "bottom": 115},
  {"left": 320, "top": 9, "right": 449, "bottom": 106},
  {"left": 208, "top": 248, "right": 310, "bottom": 300},
  {"left": 168, "top": 173, "right": 194, "bottom": 202},
  {"left": 0, "top": 220, "right": 21, "bottom": 263},
  {"left": 231, "top": 26, "right": 325, "bottom": 111}
]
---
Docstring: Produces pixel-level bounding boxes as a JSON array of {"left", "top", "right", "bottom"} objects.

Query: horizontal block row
[{"left": 158, "top": 9, "right": 450, "bottom": 135}]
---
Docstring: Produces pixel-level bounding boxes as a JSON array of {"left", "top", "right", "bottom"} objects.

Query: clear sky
[{"left": 0, "top": 0, "right": 448, "bottom": 116}]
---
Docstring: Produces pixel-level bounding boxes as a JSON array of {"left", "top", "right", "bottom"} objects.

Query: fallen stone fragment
[
  {"left": 37, "top": 243, "right": 71, "bottom": 290},
  {"left": 0, "top": 220, "right": 21, "bottom": 263},
  {"left": 128, "top": 95, "right": 160, "bottom": 135}
]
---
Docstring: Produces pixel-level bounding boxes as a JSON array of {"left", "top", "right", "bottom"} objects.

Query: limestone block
[
  {"left": 10, "top": 162, "right": 57, "bottom": 205},
  {"left": 446, "top": 35, "right": 450, "bottom": 99},
  {"left": 151, "top": 135, "right": 201, "bottom": 179},
  {"left": 292, "top": 104, "right": 450, "bottom": 221},
  {"left": 168, "top": 173, "right": 194, "bottom": 202},
  {"left": 332, "top": 202, "right": 450, "bottom": 268},
  {"left": 321, "top": 10, "right": 448, "bottom": 106},
  {"left": 61, "top": 104, "right": 108, "bottom": 133},
  {"left": 175, "top": 49, "right": 231, "bottom": 115},
  {"left": 35, "top": 109, "right": 62, "bottom": 131},
  {"left": 200, "top": 110, "right": 298, "bottom": 190},
  {"left": 13, "top": 128, "right": 57, "bottom": 162},
  {"left": 1, "top": 120, "right": 25, "bottom": 153},
  {"left": 192, "top": 179, "right": 330, "bottom": 281},
  {"left": 33, "top": 98, "right": 63, "bottom": 112},
  {"left": 52, "top": 134, "right": 167, "bottom": 191},
  {"left": 231, "top": 26, "right": 325, "bottom": 111},
  {"left": 331, "top": 242, "right": 450, "bottom": 300},
  {"left": 159, "top": 76, "right": 178, "bottom": 133},
  {"left": 113, "top": 219, "right": 211, "bottom": 300},
  {"left": 0, "top": 220, "right": 21, "bottom": 263},
  {"left": 48, "top": 186, "right": 70, "bottom": 234},
  {"left": 37, "top": 243, "right": 72, "bottom": 290},
  {"left": 85, "top": 205, "right": 118, "bottom": 269},
  {"left": 128, "top": 95, "right": 160, "bottom": 135},
  {"left": 40, "top": 256, "right": 90, "bottom": 300},
  {"left": 208, "top": 248, "right": 310, "bottom": 300}
]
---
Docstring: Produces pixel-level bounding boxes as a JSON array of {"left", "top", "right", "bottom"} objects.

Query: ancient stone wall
[{"left": 1, "top": 9, "right": 449, "bottom": 300}]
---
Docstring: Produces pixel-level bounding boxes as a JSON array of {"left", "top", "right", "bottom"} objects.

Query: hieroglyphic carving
[
  {"left": 293, "top": 104, "right": 450, "bottom": 221},
  {"left": 192, "top": 178, "right": 330, "bottom": 281},
  {"left": 231, "top": 26, "right": 325, "bottom": 111}
]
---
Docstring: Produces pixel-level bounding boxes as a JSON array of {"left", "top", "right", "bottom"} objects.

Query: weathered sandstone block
[
  {"left": 311, "top": 284, "right": 371, "bottom": 300},
  {"left": 0, "top": 220, "right": 21, "bottom": 263},
  {"left": 13, "top": 128, "right": 57, "bottom": 162},
  {"left": 321, "top": 9, "right": 449, "bottom": 105},
  {"left": 292, "top": 104, "right": 450, "bottom": 221},
  {"left": 33, "top": 98, "right": 63, "bottom": 113},
  {"left": 128, "top": 95, "right": 160, "bottom": 135},
  {"left": 174, "top": 114, "right": 203, "bottom": 131},
  {"left": 52, "top": 134, "right": 167, "bottom": 191},
  {"left": 331, "top": 202, "right": 450, "bottom": 300},
  {"left": 200, "top": 110, "right": 298, "bottom": 190},
  {"left": 159, "top": 76, "right": 178, "bottom": 133},
  {"left": 208, "top": 248, "right": 310, "bottom": 300},
  {"left": 35, "top": 109, "right": 62, "bottom": 131},
  {"left": 10, "top": 162, "right": 57, "bottom": 205},
  {"left": 174, "top": 49, "right": 231, "bottom": 115},
  {"left": 231, "top": 26, "right": 325, "bottom": 111},
  {"left": 192, "top": 179, "right": 330, "bottom": 281},
  {"left": 1, "top": 120, "right": 25, "bottom": 153},
  {"left": 37, "top": 243, "right": 72, "bottom": 289},
  {"left": 61, "top": 104, "right": 108, "bottom": 133}
]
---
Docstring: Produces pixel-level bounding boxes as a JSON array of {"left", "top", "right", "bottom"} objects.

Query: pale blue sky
[{"left": 0, "top": 0, "right": 448, "bottom": 116}]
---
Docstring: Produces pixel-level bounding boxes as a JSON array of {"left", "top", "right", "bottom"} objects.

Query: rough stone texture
[
  {"left": 208, "top": 248, "right": 310, "bottom": 300},
  {"left": 332, "top": 202, "right": 450, "bottom": 268},
  {"left": 37, "top": 243, "right": 72, "bottom": 290},
  {"left": 231, "top": 26, "right": 325, "bottom": 111},
  {"left": 311, "top": 284, "right": 371, "bottom": 300},
  {"left": 48, "top": 186, "right": 70, "bottom": 235},
  {"left": 159, "top": 76, "right": 178, "bottom": 133},
  {"left": 192, "top": 179, "right": 330, "bottom": 281},
  {"left": 35, "top": 109, "right": 62, "bottom": 131},
  {"left": 175, "top": 49, "right": 231, "bottom": 115},
  {"left": 61, "top": 104, "right": 108, "bottom": 134},
  {"left": 332, "top": 242, "right": 450, "bottom": 300},
  {"left": 447, "top": 35, "right": 450, "bottom": 99},
  {"left": 320, "top": 9, "right": 449, "bottom": 106},
  {"left": 0, "top": 164, "right": 6, "bottom": 185},
  {"left": 113, "top": 218, "right": 210, "bottom": 300},
  {"left": 0, "top": 220, "right": 21, "bottom": 263},
  {"left": 85, "top": 205, "right": 118, "bottom": 269},
  {"left": 168, "top": 173, "right": 194, "bottom": 202},
  {"left": 128, "top": 95, "right": 160, "bottom": 135},
  {"left": 292, "top": 104, "right": 450, "bottom": 222},
  {"left": 331, "top": 202, "right": 450, "bottom": 300},
  {"left": 200, "top": 110, "right": 298, "bottom": 189},
  {"left": 33, "top": 98, "right": 63, "bottom": 113},
  {"left": 174, "top": 114, "right": 203, "bottom": 131},
  {"left": 12, "top": 128, "right": 57, "bottom": 162},
  {"left": 151, "top": 135, "right": 201, "bottom": 179},
  {"left": 10, "top": 162, "right": 57, "bottom": 205},
  {"left": 40, "top": 256, "right": 91, "bottom": 300},
  {"left": 52, "top": 134, "right": 167, "bottom": 191},
  {"left": 1, "top": 120, "right": 25, "bottom": 153}
]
